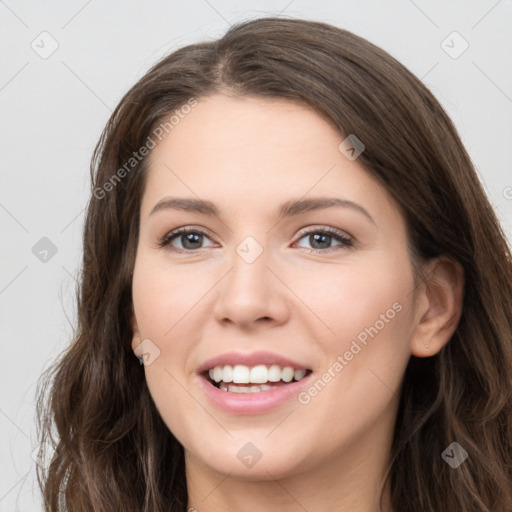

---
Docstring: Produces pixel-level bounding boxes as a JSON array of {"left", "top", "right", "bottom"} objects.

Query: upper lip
[{"left": 197, "top": 350, "right": 311, "bottom": 374}]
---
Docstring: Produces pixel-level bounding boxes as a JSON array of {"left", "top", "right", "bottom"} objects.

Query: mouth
[{"left": 202, "top": 364, "right": 313, "bottom": 393}]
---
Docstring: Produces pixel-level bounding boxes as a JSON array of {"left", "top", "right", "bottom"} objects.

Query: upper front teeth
[{"left": 208, "top": 364, "right": 307, "bottom": 384}]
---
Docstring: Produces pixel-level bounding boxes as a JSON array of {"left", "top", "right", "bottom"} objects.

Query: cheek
[
  {"left": 294, "top": 253, "right": 415, "bottom": 415},
  {"left": 144, "top": 367, "right": 206, "bottom": 455},
  {"left": 131, "top": 255, "right": 216, "bottom": 441},
  {"left": 132, "top": 254, "right": 211, "bottom": 338},
  {"left": 289, "top": 253, "right": 414, "bottom": 345},
  {"left": 291, "top": 253, "right": 416, "bottom": 412}
]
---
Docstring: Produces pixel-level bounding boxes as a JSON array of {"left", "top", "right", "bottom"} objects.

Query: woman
[{"left": 36, "top": 16, "right": 512, "bottom": 512}]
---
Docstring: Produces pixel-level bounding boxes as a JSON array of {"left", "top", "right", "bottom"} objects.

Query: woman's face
[{"left": 131, "top": 93, "right": 423, "bottom": 480}]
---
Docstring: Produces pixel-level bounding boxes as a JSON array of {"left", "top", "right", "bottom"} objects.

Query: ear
[{"left": 410, "top": 257, "right": 464, "bottom": 357}]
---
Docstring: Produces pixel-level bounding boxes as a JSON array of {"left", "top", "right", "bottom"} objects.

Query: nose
[{"left": 212, "top": 243, "right": 290, "bottom": 330}]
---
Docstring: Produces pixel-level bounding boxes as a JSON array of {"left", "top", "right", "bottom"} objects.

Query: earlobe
[{"left": 410, "top": 257, "right": 464, "bottom": 358}]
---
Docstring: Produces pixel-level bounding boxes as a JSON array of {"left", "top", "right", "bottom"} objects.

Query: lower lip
[{"left": 197, "top": 373, "right": 314, "bottom": 414}]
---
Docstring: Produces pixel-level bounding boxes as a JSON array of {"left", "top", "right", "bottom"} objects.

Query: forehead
[{"left": 139, "top": 94, "right": 403, "bottom": 231}]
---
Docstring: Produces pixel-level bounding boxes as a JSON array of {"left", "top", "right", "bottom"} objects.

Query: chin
[{"left": 185, "top": 438, "right": 313, "bottom": 480}]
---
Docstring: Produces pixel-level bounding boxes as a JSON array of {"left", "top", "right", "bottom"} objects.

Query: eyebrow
[{"left": 149, "top": 196, "right": 376, "bottom": 225}]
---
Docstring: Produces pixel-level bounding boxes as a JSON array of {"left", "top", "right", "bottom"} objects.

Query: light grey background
[{"left": 1, "top": 1, "right": 511, "bottom": 510}]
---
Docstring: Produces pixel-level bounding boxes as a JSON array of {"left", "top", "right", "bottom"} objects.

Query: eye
[
  {"left": 293, "top": 226, "right": 353, "bottom": 253},
  {"left": 157, "top": 225, "right": 354, "bottom": 254},
  {"left": 158, "top": 228, "right": 216, "bottom": 252}
]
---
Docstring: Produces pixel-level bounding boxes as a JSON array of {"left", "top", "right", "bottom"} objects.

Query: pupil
[
  {"left": 311, "top": 233, "right": 330, "bottom": 249},
  {"left": 183, "top": 232, "right": 202, "bottom": 249}
]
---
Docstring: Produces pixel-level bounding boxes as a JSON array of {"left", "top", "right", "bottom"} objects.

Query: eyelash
[{"left": 157, "top": 226, "right": 354, "bottom": 254}]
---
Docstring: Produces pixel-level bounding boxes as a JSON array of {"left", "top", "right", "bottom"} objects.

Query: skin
[{"left": 130, "top": 93, "right": 464, "bottom": 512}]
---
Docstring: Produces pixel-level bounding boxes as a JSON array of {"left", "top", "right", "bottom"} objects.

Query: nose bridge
[{"left": 213, "top": 233, "right": 289, "bottom": 327}]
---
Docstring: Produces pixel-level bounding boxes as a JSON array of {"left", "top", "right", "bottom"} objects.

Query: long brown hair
[{"left": 36, "top": 16, "right": 512, "bottom": 511}]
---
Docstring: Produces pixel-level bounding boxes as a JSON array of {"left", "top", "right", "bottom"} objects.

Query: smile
[{"left": 205, "top": 364, "right": 312, "bottom": 393}]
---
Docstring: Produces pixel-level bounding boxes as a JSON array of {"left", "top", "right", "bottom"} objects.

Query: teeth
[
  {"left": 232, "top": 365, "right": 250, "bottom": 383},
  {"left": 219, "top": 382, "right": 288, "bottom": 393},
  {"left": 249, "top": 365, "right": 268, "bottom": 383},
  {"left": 213, "top": 366, "right": 223, "bottom": 383},
  {"left": 207, "top": 364, "right": 309, "bottom": 385},
  {"left": 223, "top": 365, "right": 234, "bottom": 382},
  {"left": 268, "top": 364, "right": 282, "bottom": 382},
  {"left": 282, "top": 367, "right": 294, "bottom": 382},
  {"left": 294, "top": 369, "right": 306, "bottom": 381}
]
